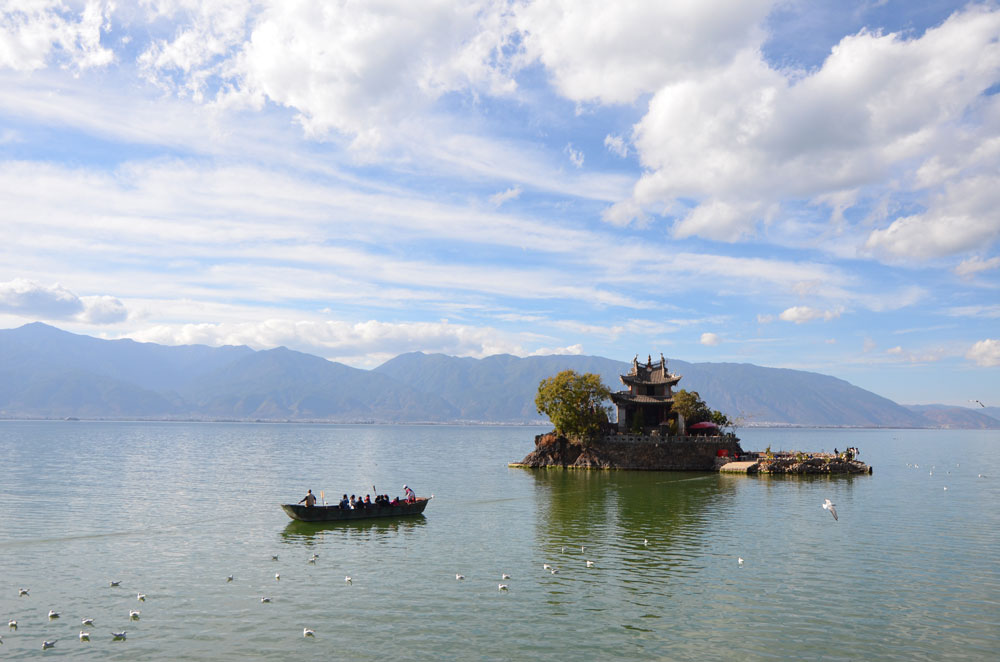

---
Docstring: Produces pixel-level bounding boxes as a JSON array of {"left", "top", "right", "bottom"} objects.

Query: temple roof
[
  {"left": 611, "top": 392, "right": 675, "bottom": 405},
  {"left": 621, "top": 372, "right": 680, "bottom": 386}
]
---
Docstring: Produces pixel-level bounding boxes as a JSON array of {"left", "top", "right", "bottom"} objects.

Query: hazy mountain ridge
[{"left": 1, "top": 323, "right": 996, "bottom": 428}]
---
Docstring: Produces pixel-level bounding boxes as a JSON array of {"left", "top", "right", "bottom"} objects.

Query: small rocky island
[{"left": 511, "top": 354, "right": 871, "bottom": 475}]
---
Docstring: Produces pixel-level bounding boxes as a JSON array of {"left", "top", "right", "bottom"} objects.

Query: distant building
[{"left": 610, "top": 353, "right": 683, "bottom": 433}]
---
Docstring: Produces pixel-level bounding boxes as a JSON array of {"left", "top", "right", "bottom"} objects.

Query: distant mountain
[
  {"left": 904, "top": 404, "right": 1000, "bottom": 429},
  {"left": 374, "top": 352, "right": 929, "bottom": 427},
  {"left": 0, "top": 322, "right": 984, "bottom": 428}
]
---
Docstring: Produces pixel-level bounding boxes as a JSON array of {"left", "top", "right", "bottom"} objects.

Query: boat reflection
[{"left": 280, "top": 515, "right": 427, "bottom": 544}]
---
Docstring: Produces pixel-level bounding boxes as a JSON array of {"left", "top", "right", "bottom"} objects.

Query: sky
[{"left": 0, "top": 0, "right": 998, "bottom": 407}]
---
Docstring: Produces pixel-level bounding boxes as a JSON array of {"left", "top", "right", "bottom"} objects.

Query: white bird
[
  {"left": 581, "top": 546, "right": 586, "bottom": 552},
  {"left": 226, "top": 575, "right": 234, "bottom": 582},
  {"left": 18, "top": 588, "right": 28, "bottom": 596},
  {"left": 979, "top": 474, "right": 987, "bottom": 478},
  {"left": 275, "top": 573, "right": 280, "bottom": 581},
  {"left": 137, "top": 593, "right": 146, "bottom": 602},
  {"left": 585, "top": 560, "right": 594, "bottom": 568},
  {"left": 550, "top": 568, "right": 559, "bottom": 575},
  {"left": 48, "top": 610, "right": 59, "bottom": 619},
  {"left": 542, "top": 563, "right": 552, "bottom": 570},
  {"left": 822, "top": 498, "right": 838, "bottom": 521},
  {"left": 738, "top": 557, "right": 744, "bottom": 566},
  {"left": 501, "top": 573, "right": 511, "bottom": 580},
  {"left": 303, "top": 628, "right": 315, "bottom": 637},
  {"left": 79, "top": 631, "right": 90, "bottom": 641},
  {"left": 8, "top": 619, "right": 16, "bottom": 630},
  {"left": 345, "top": 576, "right": 352, "bottom": 584},
  {"left": 111, "top": 631, "right": 126, "bottom": 640},
  {"left": 498, "top": 584, "right": 509, "bottom": 591},
  {"left": 308, "top": 558, "right": 316, "bottom": 564},
  {"left": 943, "top": 486, "right": 948, "bottom": 491},
  {"left": 643, "top": 539, "right": 649, "bottom": 546},
  {"left": 42, "top": 640, "right": 56, "bottom": 649},
  {"left": 455, "top": 574, "right": 464, "bottom": 580},
  {"left": 81, "top": 618, "right": 94, "bottom": 626},
  {"left": 260, "top": 597, "right": 271, "bottom": 603},
  {"left": 109, "top": 580, "right": 120, "bottom": 587},
  {"left": 129, "top": 610, "right": 140, "bottom": 621}
]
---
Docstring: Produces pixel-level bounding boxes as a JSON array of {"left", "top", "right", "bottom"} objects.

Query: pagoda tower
[{"left": 611, "top": 353, "right": 682, "bottom": 433}]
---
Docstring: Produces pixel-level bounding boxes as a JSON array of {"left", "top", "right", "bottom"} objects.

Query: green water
[{"left": 0, "top": 422, "right": 997, "bottom": 660}]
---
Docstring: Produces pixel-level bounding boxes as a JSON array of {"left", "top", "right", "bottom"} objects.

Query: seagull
[
  {"left": 111, "top": 631, "right": 126, "bottom": 640},
  {"left": 81, "top": 618, "right": 94, "bottom": 626},
  {"left": 48, "top": 610, "right": 60, "bottom": 619},
  {"left": 271, "top": 555, "right": 279, "bottom": 561},
  {"left": 542, "top": 563, "right": 552, "bottom": 570},
  {"left": 581, "top": 546, "right": 586, "bottom": 552},
  {"left": 979, "top": 474, "right": 987, "bottom": 478},
  {"left": 42, "top": 640, "right": 56, "bottom": 649},
  {"left": 455, "top": 574, "right": 464, "bottom": 580},
  {"left": 137, "top": 593, "right": 146, "bottom": 602},
  {"left": 585, "top": 560, "right": 594, "bottom": 568},
  {"left": 308, "top": 557, "right": 316, "bottom": 564},
  {"left": 738, "top": 557, "right": 744, "bottom": 566},
  {"left": 129, "top": 610, "right": 140, "bottom": 621},
  {"left": 18, "top": 588, "right": 28, "bottom": 596},
  {"left": 498, "top": 584, "right": 509, "bottom": 591},
  {"left": 550, "top": 568, "right": 559, "bottom": 575},
  {"left": 8, "top": 620, "right": 16, "bottom": 630},
  {"left": 109, "top": 580, "right": 120, "bottom": 587},
  {"left": 79, "top": 631, "right": 90, "bottom": 641},
  {"left": 643, "top": 539, "right": 649, "bottom": 546},
  {"left": 501, "top": 573, "right": 511, "bottom": 580},
  {"left": 303, "top": 627, "right": 315, "bottom": 637},
  {"left": 822, "top": 498, "right": 838, "bottom": 521},
  {"left": 226, "top": 575, "right": 234, "bottom": 582},
  {"left": 345, "top": 576, "right": 352, "bottom": 584},
  {"left": 260, "top": 597, "right": 271, "bottom": 603}
]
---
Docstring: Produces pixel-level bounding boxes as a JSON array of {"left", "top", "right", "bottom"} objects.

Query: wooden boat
[{"left": 281, "top": 497, "right": 430, "bottom": 522}]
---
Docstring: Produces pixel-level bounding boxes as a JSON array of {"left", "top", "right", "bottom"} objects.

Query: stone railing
[{"left": 602, "top": 432, "right": 731, "bottom": 445}]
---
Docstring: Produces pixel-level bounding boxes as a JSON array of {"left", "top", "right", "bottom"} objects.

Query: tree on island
[
  {"left": 535, "top": 370, "right": 612, "bottom": 443},
  {"left": 672, "top": 389, "right": 732, "bottom": 429}
]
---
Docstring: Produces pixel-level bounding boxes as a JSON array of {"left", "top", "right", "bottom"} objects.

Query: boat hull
[{"left": 281, "top": 498, "right": 430, "bottom": 522}]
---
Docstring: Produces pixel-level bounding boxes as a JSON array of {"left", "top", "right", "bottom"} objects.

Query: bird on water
[
  {"left": 303, "top": 628, "right": 315, "bottom": 637},
  {"left": 822, "top": 498, "right": 838, "bottom": 521},
  {"left": 111, "top": 631, "right": 126, "bottom": 640}
]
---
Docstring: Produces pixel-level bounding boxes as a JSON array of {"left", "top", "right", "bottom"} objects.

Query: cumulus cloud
[
  {"left": 604, "top": 133, "right": 628, "bottom": 158},
  {"left": 966, "top": 338, "right": 1000, "bottom": 367},
  {"left": 0, "top": 279, "right": 127, "bottom": 324},
  {"left": 0, "top": 0, "right": 113, "bottom": 72},
  {"left": 700, "top": 332, "right": 721, "bottom": 346},
  {"left": 489, "top": 186, "right": 522, "bottom": 207},
  {"left": 779, "top": 306, "right": 842, "bottom": 324}
]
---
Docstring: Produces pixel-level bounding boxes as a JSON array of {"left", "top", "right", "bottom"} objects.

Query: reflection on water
[{"left": 280, "top": 515, "right": 427, "bottom": 543}]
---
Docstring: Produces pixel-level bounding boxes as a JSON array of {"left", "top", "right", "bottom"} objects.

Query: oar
[{"left": 320, "top": 491, "right": 326, "bottom": 506}]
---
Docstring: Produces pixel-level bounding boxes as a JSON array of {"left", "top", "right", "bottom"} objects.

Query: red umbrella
[{"left": 689, "top": 421, "right": 718, "bottom": 429}]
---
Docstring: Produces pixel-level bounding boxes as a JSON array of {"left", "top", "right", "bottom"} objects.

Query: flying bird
[{"left": 822, "top": 499, "right": 838, "bottom": 521}]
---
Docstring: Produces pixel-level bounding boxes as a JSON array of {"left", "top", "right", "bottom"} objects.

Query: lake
[{"left": 0, "top": 422, "right": 997, "bottom": 660}]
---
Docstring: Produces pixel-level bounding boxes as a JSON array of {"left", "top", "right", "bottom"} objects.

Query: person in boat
[
  {"left": 349, "top": 495, "right": 357, "bottom": 509},
  {"left": 364, "top": 494, "right": 372, "bottom": 506},
  {"left": 299, "top": 490, "right": 317, "bottom": 508},
  {"left": 404, "top": 484, "right": 416, "bottom": 503},
  {"left": 339, "top": 494, "right": 349, "bottom": 509},
  {"left": 391, "top": 496, "right": 400, "bottom": 506}
]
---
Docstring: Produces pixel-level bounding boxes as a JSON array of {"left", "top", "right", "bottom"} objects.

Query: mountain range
[{"left": 0, "top": 322, "right": 996, "bottom": 429}]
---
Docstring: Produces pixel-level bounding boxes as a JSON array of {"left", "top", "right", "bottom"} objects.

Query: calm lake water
[{"left": 0, "top": 422, "right": 997, "bottom": 660}]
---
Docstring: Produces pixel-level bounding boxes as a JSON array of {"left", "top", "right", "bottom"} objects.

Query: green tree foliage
[
  {"left": 673, "top": 389, "right": 731, "bottom": 428},
  {"left": 535, "top": 370, "right": 611, "bottom": 442}
]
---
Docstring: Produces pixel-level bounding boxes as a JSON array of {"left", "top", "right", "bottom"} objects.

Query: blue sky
[{"left": 0, "top": 0, "right": 998, "bottom": 407}]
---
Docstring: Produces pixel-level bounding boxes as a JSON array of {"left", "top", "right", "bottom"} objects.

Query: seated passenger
[
  {"left": 339, "top": 494, "right": 349, "bottom": 509},
  {"left": 391, "top": 496, "right": 400, "bottom": 506},
  {"left": 349, "top": 495, "right": 356, "bottom": 509}
]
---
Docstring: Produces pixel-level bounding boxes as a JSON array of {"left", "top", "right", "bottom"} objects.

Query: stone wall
[{"left": 512, "top": 432, "right": 744, "bottom": 471}]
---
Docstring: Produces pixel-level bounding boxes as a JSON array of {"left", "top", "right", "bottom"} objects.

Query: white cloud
[
  {"left": 954, "top": 256, "right": 1000, "bottom": 278},
  {"left": 529, "top": 343, "right": 583, "bottom": 356},
  {"left": 513, "top": 0, "right": 772, "bottom": 104},
  {"left": 0, "top": 278, "right": 126, "bottom": 324},
  {"left": 756, "top": 313, "right": 774, "bottom": 324},
  {"left": 966, "top": 338, "right": 1000, "bottom": 367},
  {"left": 0, "top": 0, "right": 113, "bottom": 72},
  {"left": 779, "top": 306, "right": 842, "bottom": 324},
  {"left": 604, "top": 133, "right": 628, "bottom": 158},
  {"left": 700, "top": 332, "right": 721, "bottom": 346},
  {"left": 489, "top": 186, "right": 522, "bottom": 207},
  {"left": 564, "top": 143, "right": 584, "bottom": 168}
]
